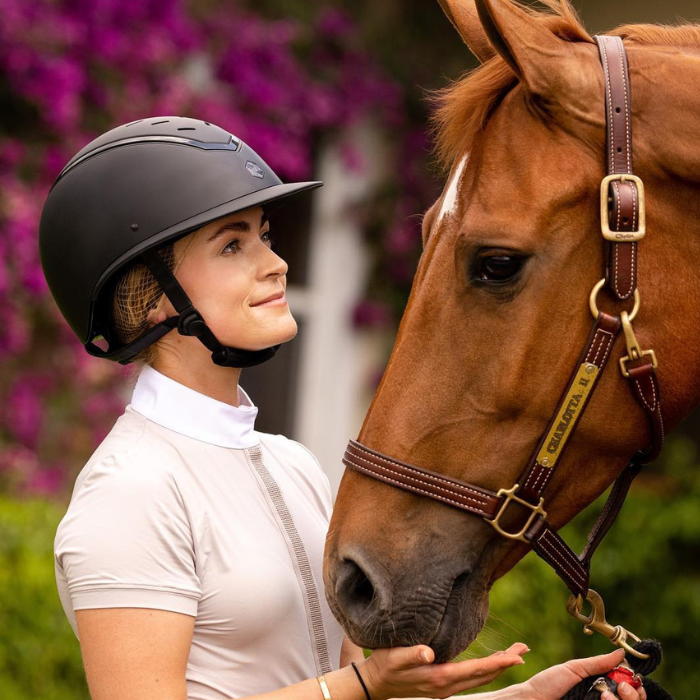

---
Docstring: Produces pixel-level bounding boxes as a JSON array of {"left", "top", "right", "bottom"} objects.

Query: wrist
[
  {"left": 356, "top": 656, "right": 385, "bottom": 700},
  {"left": 467, "top": 684, "right": 527, "bottom": 700},
  {"left": 324, "top": 665, "right": 375, "bottom": 700},
  {"left": 495, "top": 681, "right": 528, "bottom": 700},
  {"left": 351, "top": 661, "right": 375, "bottom": 700}
]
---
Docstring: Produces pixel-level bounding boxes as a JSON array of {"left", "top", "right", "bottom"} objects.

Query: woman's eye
[
  {"left": 222, "top": 238, "right": 240, "bottom": 254},
  {"left": 261, "top": 230, "right": 275, "bottom": 247},
  {"left": 476, "top": 255, "right": 524, "bottom": 282}
]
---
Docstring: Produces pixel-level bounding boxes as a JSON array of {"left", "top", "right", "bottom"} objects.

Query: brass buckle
[
  {"left": 566, "top": 589, "right": 650, "bottom": 659},
  {"left": 488, "top": 484, "right": 546, "bottom": 542},
  {"left": 600, "top": 174, "right": 646, "bottom": 242},
  {"left": 619, "top": 310, "right": 658, "bottom": 378}
]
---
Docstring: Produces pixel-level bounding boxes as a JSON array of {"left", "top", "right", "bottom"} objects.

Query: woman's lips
[{"left": 250, "top": 293, "right": 286, "bottom": 307}]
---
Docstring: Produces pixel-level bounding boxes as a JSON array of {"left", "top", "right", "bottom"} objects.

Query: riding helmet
[{"left": 39, "top": 116, "right": 322, "bottom": 367}]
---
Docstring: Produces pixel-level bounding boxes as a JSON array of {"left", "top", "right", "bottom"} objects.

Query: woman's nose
[{"left": 260, "top": 244, "right": 288, "bottom": 279}]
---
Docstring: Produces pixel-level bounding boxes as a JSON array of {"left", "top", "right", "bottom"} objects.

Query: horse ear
[
  {"left": 437, "top": 0, "right": 496, "bottom": 63},
  {"left": 474, "top": 0, "right": 570, "bottom": 95}
]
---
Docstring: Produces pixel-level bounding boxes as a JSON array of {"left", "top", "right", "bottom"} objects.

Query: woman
[{"left": 39, "top": 117, "right": 644, "bottom": 700}]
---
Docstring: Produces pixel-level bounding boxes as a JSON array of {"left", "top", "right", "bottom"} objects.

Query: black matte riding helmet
[{"left": 39, "top": 116, "right": 322, "bottom": 367}]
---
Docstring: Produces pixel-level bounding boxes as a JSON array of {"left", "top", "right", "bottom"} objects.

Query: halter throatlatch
[
  {"left": 342, "top": 35, "right": 664, "bottom": 662},
  {"left": 85, "top": 248, "right": 279, "bottom": 367}
]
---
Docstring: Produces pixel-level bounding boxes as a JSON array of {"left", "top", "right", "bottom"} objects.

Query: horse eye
[{"left": 477, "top": 255, "right": 524, "bottom": 282}]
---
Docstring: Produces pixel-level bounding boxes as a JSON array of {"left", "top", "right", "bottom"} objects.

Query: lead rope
[{"left": 561, "top": 640, "right": 673, "bottom": 700}]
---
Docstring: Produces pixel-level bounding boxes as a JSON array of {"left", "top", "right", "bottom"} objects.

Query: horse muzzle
[{"left": 324, "top": 539, "right": 494, "bottom": 662}]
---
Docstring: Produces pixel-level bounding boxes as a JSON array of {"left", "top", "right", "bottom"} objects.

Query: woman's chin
[{"left": 220, "top": 320, "right": 298, "bottom": 351}]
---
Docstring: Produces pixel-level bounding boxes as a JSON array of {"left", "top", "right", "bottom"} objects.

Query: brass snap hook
[
  {"left": 619, "top": 310, "right": 658, "bottom": 378},
  {"left": 566, "top": 589, "right": 650, "bottom": 659}
]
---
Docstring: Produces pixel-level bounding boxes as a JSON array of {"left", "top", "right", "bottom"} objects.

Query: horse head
[{"left": 324, "top": 0, "right": 700, "bottom": 663}]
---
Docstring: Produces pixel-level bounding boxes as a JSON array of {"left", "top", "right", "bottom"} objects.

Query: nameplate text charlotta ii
[{"left": 536, "top": 363, "right": 600, "bottom": 469}]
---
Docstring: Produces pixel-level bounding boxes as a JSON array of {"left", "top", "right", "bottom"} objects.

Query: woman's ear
[{"left": 146, "top": 296, "right": 169, "bottom": 327}]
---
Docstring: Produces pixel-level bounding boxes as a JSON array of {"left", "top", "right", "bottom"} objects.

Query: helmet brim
[{"left": 92, "top": 179, "right": 322, "bottom": 304}]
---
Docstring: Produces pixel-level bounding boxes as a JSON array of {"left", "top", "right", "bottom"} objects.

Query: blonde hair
[{"left": 111, "top": 233, "right": 197, "bottom": 368}]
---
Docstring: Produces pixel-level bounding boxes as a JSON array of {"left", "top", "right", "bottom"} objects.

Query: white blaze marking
[{"left": 437, "top": 154, "right": 468, "bottom": 224}]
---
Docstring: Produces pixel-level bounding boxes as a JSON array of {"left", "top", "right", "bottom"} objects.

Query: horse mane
[{"left": 429, "top": 0, "right": 700, "bottom": 174}]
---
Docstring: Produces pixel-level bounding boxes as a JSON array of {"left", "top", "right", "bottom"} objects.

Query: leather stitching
[
  {"left": 525, "top": 464, "right": 551, "bottom": 495},
  {"left": 522, "top": 466, "right": 540, "bottom": 492},
  {"left": 348, "top": 443, "right": 492, "bottom": 503},
  {"left": 344, "top": 451, "right": 491, "bottom": 509},
  {"left": 633, "top": 376, "right": 657, "bottom": 412},
  {"left": 586, "top": 329, "right": 613, "bottom": 366},
  {"left": 540, "top": 528, "right": 587, "bottom": 590},
  {"left": 344, "top": 460, "right": 492, "bottom": 516},
  {"left": 585, "top": 331, "right": 603, "bottom": 364},
  {"left": 539, "top": 529, "right": 587, "bottom": 591},
  {"left": 617, "top": 36, "right": 632, "bottom": 171},
  {"left": 599, "top": 38, "right": 615, "bottom": 169},
  {"left": 540, "top": 528, "right": 586, "bottom": 587},
  {"left": 597, "top": 330, "right": 615, "bottom": 369}
]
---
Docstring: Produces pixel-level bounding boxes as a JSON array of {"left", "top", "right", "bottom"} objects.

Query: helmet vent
[
  {"left": 125, "top": 119, "right": 144, "bottom": 127},
  {"left": 177, "top": 127, "right": 196, "bottom": 131},
  {"left": 151, "top": 119, "right": 170, "bottom": 125}
]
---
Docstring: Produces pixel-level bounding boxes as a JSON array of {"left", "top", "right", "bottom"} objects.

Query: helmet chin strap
[{"left": 135, "top": 248, "right": 280, "bottom": 368}]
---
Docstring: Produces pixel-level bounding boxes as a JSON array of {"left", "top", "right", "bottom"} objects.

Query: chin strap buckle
[{"left": 177, "top": 307, "right": 207, "bottom": 337}]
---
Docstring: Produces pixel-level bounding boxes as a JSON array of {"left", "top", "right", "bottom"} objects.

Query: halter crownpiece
[{"left": 342, "top": 35, "right": 662, "bottom": 659}]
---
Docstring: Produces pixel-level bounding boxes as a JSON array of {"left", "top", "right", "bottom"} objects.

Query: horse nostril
[{"left": 335, "top": 557, "right": 379, "bottom": 620}]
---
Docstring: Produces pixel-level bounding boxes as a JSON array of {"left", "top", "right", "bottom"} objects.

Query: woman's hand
[
  {"left": 516, "top": 648, "right": 647, "bottom": 700},
  {"left": 359, "top": 642, "right": 529, "bottom": 699}
]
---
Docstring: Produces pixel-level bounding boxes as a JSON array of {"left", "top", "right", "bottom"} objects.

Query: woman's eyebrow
[{"left": 206, "top": 212, "right": 268, "bottom": 243}]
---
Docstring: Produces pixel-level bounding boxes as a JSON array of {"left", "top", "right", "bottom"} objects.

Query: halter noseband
[{"left": 342, "top": 35, "right": 663, "bottom": 658}]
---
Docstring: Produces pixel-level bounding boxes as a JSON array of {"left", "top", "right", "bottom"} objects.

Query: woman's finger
[
  {"left": 438, "top": 651, "right": 525, "bottom": 690},
  {"left": 618, "top": 680, "right": 645, "bottom": 700},
  {"left": 502, "top": 642, "right": 530, "bottom": 656},
  {"left": 562, "top": 648, "right": 626, "bottom": 680},
  {"left": 385, "top": 644, "right": 435, "bottom": 671}
]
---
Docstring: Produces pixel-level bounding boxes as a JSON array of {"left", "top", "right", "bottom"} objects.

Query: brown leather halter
[{"left": 342, "top": 35, "right": 663, "bottom": 658}]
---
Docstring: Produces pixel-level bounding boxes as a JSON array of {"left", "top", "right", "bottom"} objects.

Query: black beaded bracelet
[{"left": 350, "top": 662, "right": 373, "bottom": 700}]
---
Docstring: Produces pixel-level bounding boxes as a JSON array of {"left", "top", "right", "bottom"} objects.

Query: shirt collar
[{"left": 129, "top": 364, "right": 259, "bottom": 448}]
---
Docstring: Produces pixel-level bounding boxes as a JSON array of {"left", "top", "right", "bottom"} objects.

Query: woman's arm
[
  {"left": 340, "top": 635, "right": 366, "bottom": 666},
  {"left": 75, "top": 610, "right": 524, "bottom": 700},
  {"left": 76, "top": 609, "right": 644, "bottom": 700},
  {"left": 76, "top": 608, "right": 195, "bottom": 700}
]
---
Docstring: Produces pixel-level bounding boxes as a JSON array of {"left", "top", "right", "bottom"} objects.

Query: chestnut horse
[{"left": 324, "top": 0, "right": 700, "bottom": 664}]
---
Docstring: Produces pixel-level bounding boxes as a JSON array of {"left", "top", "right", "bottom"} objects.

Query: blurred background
[{"left": 1, "top": 0, "right": 698, "bottom": 697}]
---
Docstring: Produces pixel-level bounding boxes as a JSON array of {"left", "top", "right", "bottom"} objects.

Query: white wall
[{"left": 289, "top": 120, "right": 392, "bottom": 496}]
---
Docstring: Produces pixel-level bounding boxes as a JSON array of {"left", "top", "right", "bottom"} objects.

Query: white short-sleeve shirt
[{"left": 54, "top": 364, "right": 345, "bottom": 699}]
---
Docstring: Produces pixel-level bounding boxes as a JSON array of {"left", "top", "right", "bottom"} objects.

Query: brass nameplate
[{"left": 536, "top": 363, "right": 600, "bottom": 469}]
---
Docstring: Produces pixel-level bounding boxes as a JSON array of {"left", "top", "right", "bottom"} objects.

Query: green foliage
[
  {"left": 457, "top": 434, "right": 700, "bottom": 697},
  {"left": 1, "top": 434, "right": 698, "bottom": 698},
  {"left": 0, "top": 495, "right": 89, "bottom": 700}
]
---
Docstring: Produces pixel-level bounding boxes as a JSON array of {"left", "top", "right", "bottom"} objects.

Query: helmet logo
[{"left": 245, "top": 161, "right": 264, "bottom": 179}]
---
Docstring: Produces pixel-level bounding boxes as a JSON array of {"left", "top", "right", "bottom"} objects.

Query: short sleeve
[{"left": 55, "top": 451, "right": 201, "bottom": 617}]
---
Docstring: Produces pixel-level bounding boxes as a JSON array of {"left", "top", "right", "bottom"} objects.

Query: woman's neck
[{"left": 150, "top": 356, "right": 243, "bottom": 407}]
